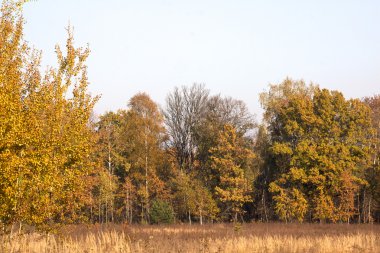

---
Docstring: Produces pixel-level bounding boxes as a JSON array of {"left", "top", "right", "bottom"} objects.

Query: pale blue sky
[{"left": 23, "top": 0, "right": 380, "bottom": 118}]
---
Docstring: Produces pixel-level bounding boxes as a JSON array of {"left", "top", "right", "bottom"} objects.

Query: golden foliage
[
  {"left": 210, "top": 124, "right": 254, "bottom": 222},
  {"left": 0, "top": 1, "right": 98, "bottom": 228}
]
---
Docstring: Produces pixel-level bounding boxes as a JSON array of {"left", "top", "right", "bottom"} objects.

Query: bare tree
[
  {"left": 164, "top": 84, "right": 209, "bottom": 172},
  {"left": 206, "top": 95, "right": 255, "bottom": 134}
]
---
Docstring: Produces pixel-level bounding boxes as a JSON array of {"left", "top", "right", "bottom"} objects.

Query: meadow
[{"left": 2, "top": 223, "right": 380, "bottom": 253}]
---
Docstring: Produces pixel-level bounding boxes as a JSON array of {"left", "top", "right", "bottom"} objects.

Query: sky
[{"left": 22, "top": 0, "right": 380, "bottom": 120}]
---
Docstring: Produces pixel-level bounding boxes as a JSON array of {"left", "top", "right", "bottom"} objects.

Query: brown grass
[{"left": 2, "top": 223, "right": 380, "bottom": 253}]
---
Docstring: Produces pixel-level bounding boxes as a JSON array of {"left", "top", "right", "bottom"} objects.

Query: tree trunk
[
  {"left": 262, "top": 189, "right": 268, "bottom": 222},
  {"left": 130, "top": 199, "right": 133, "bottom": 224},
  {"left": 111, "top": 200, "right": 114, "bottom": 223},
  {"left": 18, "top": 221, "right": 22, "bottom": 235},
  {"left": 99, "top": 202, "right": 101, "bottom": 223},
  {"left": 369, "top": 196, "right": 372, "bottom": 224},
  {"left": 141, "top": 203, "right": 144, "bottom": 224},
  {"left": 107, "top": 124, "right": 112, "bottom": 224},
  {"left": 125, "top": 189, "right": 129, "bottom": 223},
  {"left": 10, "top": 222, "right": 14, "bottom": 239},
  {"left": 145, "top": 129, "right": 149, "bottom": 224},
  {"left": 90, "top": 206, "right": 93, "bottom": 223},
  {"left": 363, "top": 190, "right": 367, "bottom": 223},
  {"left": 105, "top": 199, "right": 108, "bottom": 223},
  {"left": 357, "top": 191, "right": 361, "bottom": 224}
]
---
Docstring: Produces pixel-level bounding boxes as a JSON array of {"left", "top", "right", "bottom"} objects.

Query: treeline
[{"left": 0, "top": 2, "right": 380, "bottom": 230}]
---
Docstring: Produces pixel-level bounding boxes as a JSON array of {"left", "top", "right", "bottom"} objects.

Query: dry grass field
[{"left": 1, "top": 223, "right": 380, "bottom": 253}]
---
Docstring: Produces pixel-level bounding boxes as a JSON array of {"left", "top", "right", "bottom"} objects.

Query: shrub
[{"left": 150, "top": 200, "right": 174, "bottom": 224}]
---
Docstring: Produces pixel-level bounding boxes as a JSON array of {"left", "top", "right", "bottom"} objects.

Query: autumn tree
[
  {"left": 164, "top": 85, "right": 255, "bottom": 175},
  {"left": 195, "top": 95, "right": 256, "bottom": 186},
  {"left": 261, "top": 78, "right": 373, "bottom": 223},
  {"left": 363, "top": 95, "right": 380, "bottom": 222},
  {"left": 97, "top": 93, "right": 171, "bottom": 224},
  {"left": 170, "top": 171, "right": 218, "bottom": 224},
  {"left": 125, "top": 93, "right": 170, "bottom": 223},
  {"left": 97, "top": 111, "right": 131, "bottom": 180},
  {"left": 95, "top": 111, "right": 132, "bottom": 223},
  {"left": 252, "top": 125, "right": 272, "bottom": 221},
  {"left": 0, "top": 1, "right": 98, "bottom": 230},
  {"left": 164, "top": 85, "right": 256, "bottom": 223},
  {"left": 0, "top": 1, "right": 30, "bottom": 229},
  {"left": 209, "top": 124, "right": 254, "bottom": 223},
  {"left": 92, "top": 168, "right": 118, "bottom": 223}
]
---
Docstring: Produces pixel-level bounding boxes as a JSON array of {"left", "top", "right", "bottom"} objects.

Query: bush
[{"left": 150, "top": 200, "right": 174, "bottom": 224}]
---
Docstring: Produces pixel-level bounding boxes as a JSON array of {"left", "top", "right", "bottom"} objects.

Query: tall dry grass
[{"left": 1, "top": 223, "right": 380, "bottom": 253}]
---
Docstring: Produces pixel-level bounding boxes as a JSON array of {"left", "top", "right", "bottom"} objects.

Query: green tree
[{"left": 150, "top": 199, "right": 174, "bottom": 224}]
